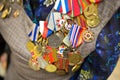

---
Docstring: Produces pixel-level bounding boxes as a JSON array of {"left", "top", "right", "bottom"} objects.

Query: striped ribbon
[
  {"left": 67, "top": 0, "right": 81, "bottom": 17},
  {"left": 54, "top": 0, "right": 71, "bottom": 14},
  {"left": 78, "top": 0, "right": 91, "bottom": 14},
  {"left": 28, "top": 23, "right": 40, "bottom": 42},
  {"left": 69, "top": 24, "right": 85, "bottom": 48},
  {"left": 76, "top": 15, "right": 88, "bottom": 29},
  {"left": 39, "top": 21, "right": 53, "bottom": 38}
]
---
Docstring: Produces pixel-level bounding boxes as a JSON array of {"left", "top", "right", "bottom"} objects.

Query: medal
[
  {"left": 48, "top": 33, "right": 62, "bottom": 48},
  {"left": 26, "top": 41, "right": 35, "bottom": 52},
  {"left": 45, "top": 64, "right": 57, "bottom": 72},
  {"left": 1, "top": 9, "right": 9, "bottom": 19},
  {"left": 29, "top": 58, "right": 40, "bottom": 71},
  {"left": 87, "top": 16, "right": 100, "bottom": 28},
  {"left": 84, "top": 4, "right": 98, "bottom": 19},
  {"left": 68, "top": 52, "right": 82, "bottom": 66},
  {"left": 43, "top": 46, "right": 58, "bottom": 63},
  {"left": 13, "top": 9, "right": 20, "bottom": 18},
  {"left": 0, "top": 3, "right": 4, "bottom": 11},
  {"left": 82, "top": 30, "right": 94, "bottom": 42}
]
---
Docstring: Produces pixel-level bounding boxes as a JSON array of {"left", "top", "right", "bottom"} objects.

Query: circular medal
[
  {"left": 48, "top": 34, "right": 62, "bottom": 48},
  {"left": 1, "top": 9, "right": 9, "bottom": 19},
  {"left": 45, "top": 64, "right": 57, "bottom": 72},
  {"left": 13, "top": 9, "right": 20, "bottom": 18},
  {"left": 82, "top": 30, "right": 94, "bottom": 42},
  {"left": 87, "top": 17, "right": 100, "bottom": 28},
  {"left": 68, "top": 52, "right": 82, "bottom": 66},
  {"left": 84, "top": 4, "right": 98, "bottom": 19},
  {"left": 56, "top": 70, "right": 67, "bottom": 75},
  {"left": 0, "top": 3, "right": 4, "bottom": 11},
  {"left": 29, "top": 58, "right": 40, "bottom": 71},
  {"left": 26, "top": 41, "right": 35, "bottom": 52}
]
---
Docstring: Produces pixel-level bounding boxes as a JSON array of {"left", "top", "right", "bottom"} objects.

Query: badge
[
  {"left": 48, "top": 33, "right": 62, "bottom": 48},
  {"left": 13, "top": 9, "right": 20, "bottom": 18},
  {"left": 56, "top": 70, "right": 67, "bottom": 75},
  {"left": 68, "top": 51, "right": 83, "bottom": 66},
  {"left": 0, "top": 3, "right": 4, "bottom": 11},
  {"left": 82, "top": 30, "right": 94, "bottom": 42},
  {"left": 45, "top": 64, "right": 57, "bottom": 72},
  {"left": 87, "top": 16, "right": 100, "bottom": 28},
  {"left": 57, "top": 45, "right": 67, "bottom": 56},
  {"left": 29, "top": 58, "right": 40, "bottom": 71}
]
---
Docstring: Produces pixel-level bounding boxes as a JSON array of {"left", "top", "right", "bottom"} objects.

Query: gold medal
[
  {"left": 68, "top": 52, "right": 82, "bottom": 66},
  {"left": 29, "top": 58, "right": 40, "bottom": 71},
  {"left": 13, "top": 9, "right": 20, "bottom": 18},
  {"left": 26, "top": 41, "right": 35, "bottom": 52},
  {"left": 56, "top": 70, "right": 67, "bottom": 75},
  {"left": 45, "top": 64, "right": 57, "bottom": 72},
  {"left": 87, "top": 17, "right": 100, "bottom": 28},
  {"left": 0, "top": 3, "right": 4, "bottom": 11},
  {"left": 1, "top": 9, "right": 9, "bottom": 19},
  {"left": 84, "top": 4, "right": 98, "bottom": 19},
  {"left": 82, "top": 30, "right": 94, "bottom": 42},
  {"left": 72, "top": 64, "right": 81, "bottom": 72}
]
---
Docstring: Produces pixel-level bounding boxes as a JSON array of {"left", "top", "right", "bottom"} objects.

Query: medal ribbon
[
  {"left": 78, "top": 0, "right": 91, "bottom": 14},
  {"left": 67, "top": 0, "right": 81, "bottom": 17},
  {"left": 39, "top": 21, "right": 53, "bottom": 38},
  {"left": 28, "top": 23, "right": 40, "bottom": 41},
  {"left": 54, "top": 0, "right": 71, "bottom": 14},
  {"left": 69, "top": 24, "right": 84, "bottom": 48}
]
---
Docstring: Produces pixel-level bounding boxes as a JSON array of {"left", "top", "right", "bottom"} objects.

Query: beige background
[{"left": 108, "top": 58, "right": 120, "bottom": 80}]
